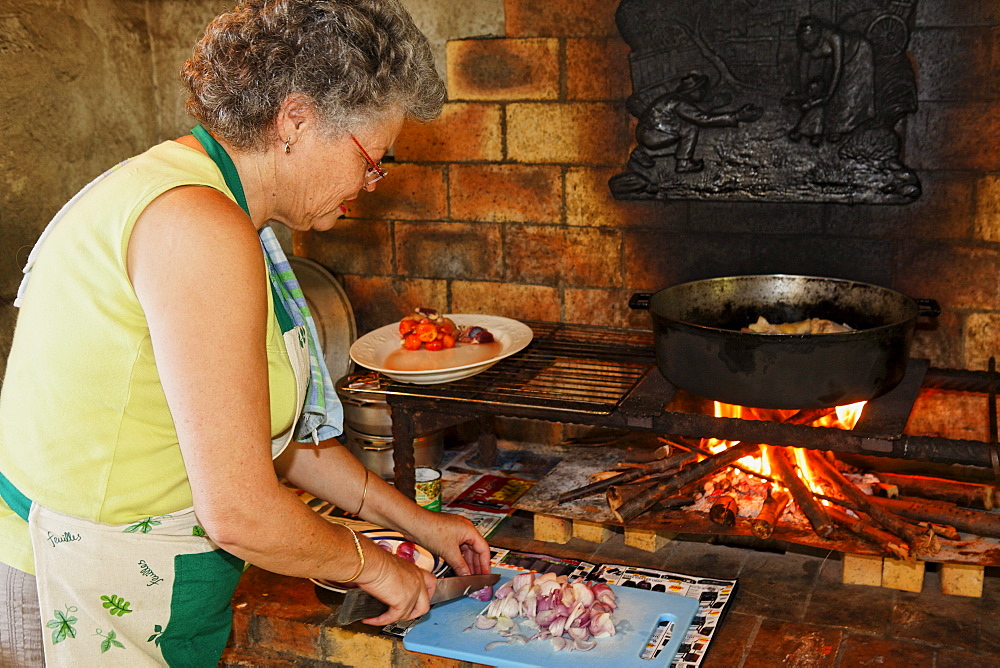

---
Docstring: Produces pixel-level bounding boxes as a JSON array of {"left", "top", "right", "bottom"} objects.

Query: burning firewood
[
  {"left": 807, "top": 452, "right": 940, "bottom": 557},
  {"left": 825, "top": 505, "right": 910, "bottom": 560},
  {"left": 608, "top": 442, "right": 760, "bottom": 522},
  {"left": 709, "top": 495, "right": 739, "bottom": 527},
  {"left": 769, "top": 447, "right": 835, "bottom": 538},
  {"left": 869, "top": 496, "right": 1000, "bottom": 540},
  {"left": 871, "top": 473, "right": 996, "bottom": 510},
  {"left": 557, "top": 452, "right": 695, "bottom": 504},
  {"left": 751, "top": 488, "right": 791, "bottom": 539}
]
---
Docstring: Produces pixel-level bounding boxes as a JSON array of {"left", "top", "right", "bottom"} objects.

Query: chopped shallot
[{"left": 472, "top": 572, "right": 617, "bottom": 654}]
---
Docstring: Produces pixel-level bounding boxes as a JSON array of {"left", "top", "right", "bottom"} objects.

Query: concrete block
[
  {"left": 623, "top": 527, "right": 673, "bottom": 552},
  {"left": 572, "top": 519, "right": 613, "bottom": 544},
  {"left": 940, "top": 562, "right": 984, "bottom": 597},
  {"left": 534, "top": 514, "right": 573, "bottom": 544},
  {"left": 882, "top": 558, "right": 925, "bottom": 593},
  {"left": 842, "top": 553, "right": 883, "bottom": 587}
]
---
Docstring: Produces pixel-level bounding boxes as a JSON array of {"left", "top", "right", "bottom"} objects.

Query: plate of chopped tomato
[{"left": 349, "top": 312, "right": 533, "bottom": 384}]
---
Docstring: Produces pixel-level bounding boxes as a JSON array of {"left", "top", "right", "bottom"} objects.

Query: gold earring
[{"left": 284, "top": 136, "right": 291, "bottom": 154}]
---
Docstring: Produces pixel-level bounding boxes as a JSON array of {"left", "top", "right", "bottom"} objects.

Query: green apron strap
[
  {"left": 190, "top": 125, "right": 294, "bottom": 332},
  {"left": 0, "top": 470, "right": 31, "bottom": 521}
]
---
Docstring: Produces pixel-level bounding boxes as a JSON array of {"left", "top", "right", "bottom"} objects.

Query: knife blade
[{"left": 334, "top": 573, "right": 500, "bottom": 626}]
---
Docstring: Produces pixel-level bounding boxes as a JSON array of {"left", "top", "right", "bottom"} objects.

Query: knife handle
[{"left": 335, "top": 588, "right": 389, "bottom": 626}]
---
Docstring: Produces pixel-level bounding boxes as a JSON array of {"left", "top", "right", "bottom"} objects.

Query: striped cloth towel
[{"left": 260, "top": 225, "right": 344, "bottom": 443}]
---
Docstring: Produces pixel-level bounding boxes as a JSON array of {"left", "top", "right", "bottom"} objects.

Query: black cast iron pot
[{"left": 629, "top": 274, "right": 940, "bottom": 410}]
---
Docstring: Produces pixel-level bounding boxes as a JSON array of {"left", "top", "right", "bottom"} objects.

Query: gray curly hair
[{"left": 181, "top": 0, "right": 445, "bottom": 151}]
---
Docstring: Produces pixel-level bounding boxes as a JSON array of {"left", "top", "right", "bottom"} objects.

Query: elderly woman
[{"left": 0, "top": 0, "right": 490, "bottom": 665}]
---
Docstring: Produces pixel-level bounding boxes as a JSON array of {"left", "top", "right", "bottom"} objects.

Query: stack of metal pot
[{"left": 335, "top": 375, "right": 443, "bottom": 479}]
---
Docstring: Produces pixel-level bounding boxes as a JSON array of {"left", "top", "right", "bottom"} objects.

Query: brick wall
[{"left": 305, "top": 0, "right": 1000, "bottom": 436}]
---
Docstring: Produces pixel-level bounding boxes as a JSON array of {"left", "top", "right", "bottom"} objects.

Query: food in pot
[
  {"left": 398, "top": 307, "right": 493, "bottom": 351},
  {"left": 742, "top": 316, "right": 854, "bottom": 335},
  {"left": 468, "top": 572, "right": 617, "bottom": 653}
]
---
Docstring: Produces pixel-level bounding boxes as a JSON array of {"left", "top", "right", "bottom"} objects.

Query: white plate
[
  {"left": 288, "top": 256, "right": 357, "bottom": 380},
  {"left": 310, "top": 531, "right": 448, "bottom": 593},
  {"left": 349, "top": 315, "right": 533, "bottom": 384}
]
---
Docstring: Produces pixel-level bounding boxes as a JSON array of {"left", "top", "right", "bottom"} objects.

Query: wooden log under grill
[
  {"left": 807, "top": 452, "right": 940, "bottom": 557},
  {"left": 872, "top": 473, "right": 995, "bottom": 510},
  {"left": 608, "top": 441, "right": 760, "bottom": 522},
  {"left": 826, "top": 505, "right": 910, "bottom": 560},
  {"left": 769, "top": 447, "right": 835, "bottom": 538},
  {"left": 870, "top": 496, "right": 1000, "bottom": 539},
  {"left": 557, "top": 452, "right": 694, "bottom": 503},
  {"left": 709, "top": 495, "right": 738, "bottom": 527},
  {"left": 751, "top": 489, "right": 791, "bottom": 539}
]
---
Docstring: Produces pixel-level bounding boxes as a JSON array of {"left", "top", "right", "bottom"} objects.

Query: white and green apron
[{"left": 3, "top": 127, "right": 320, "bottom": 666}]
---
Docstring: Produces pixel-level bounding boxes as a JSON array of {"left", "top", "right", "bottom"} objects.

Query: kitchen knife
[{"left": 334, "top": 573, "right": 500, "bottom": 626}]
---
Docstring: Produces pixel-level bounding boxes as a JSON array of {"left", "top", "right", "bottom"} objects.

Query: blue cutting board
[{"left": 403, "top": 567, "right": 699, "bottom": 667}]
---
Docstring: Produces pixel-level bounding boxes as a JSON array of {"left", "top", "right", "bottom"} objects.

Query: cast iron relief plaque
[{"left": 610, "top": 0, "right": 921, "bottom": 204}]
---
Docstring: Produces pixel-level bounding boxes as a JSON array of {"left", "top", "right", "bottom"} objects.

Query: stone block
[
  {"left": 395, "top": 221, "right": 503, "bottom": 280},
  {"left": 321, "top": 624, "right": 395, "bottom": 665},
  {"left": 911, "top": 28, "right": 999, "bottom": 101},
  {"left": 939, "top": 562, "right": 984, "bottom": 597},
  {"left": 623, "top": 527, "right": 673, "bottom": 552},
  {"left": 565, "top": 38, "right": 632, "bottom": 101},
  {"left": 564, "top": 288, "right": 651, "bottom": 329},
  {"left": 451, "top": 281, "right": 559, "bottom": 321},
  {"left": 975, "top": 174, "right": 1000, "bottom": 242},
  {"left": 841, "top": 553, "right": 883, "bottom": 587},
  {"left": 446, "top": 38, "right": 559, "bottom": 101},
  {"left": 505, "top": 224, "right": 621, "bottom": 288},
  {"left": 963, "top": 313, "right": 1000, "bottom": 372},
  {"left": 449, "top": 164, "right": 562, "bottom": 224},
  {"left": 534, "top": 513, "right": 573, "bottom": 543},
  {"left": 505, "top": 0, "right": 619, "bottom": 37},
  {"left": 881, "top": 558, "right": 925, "bottom": 593},
  {"left": 909, "top": 389, "right": 989, "bottom": 442},
  {"left": 340, "top": 275, "right": 448, "bottom": 335},
  {"left": 572, "top": 519, "right": 613, "bottom": 544},
  {"left": 394, "top": 103, "right": 503, "bottom": 162},
  {"left": 308, "top": 219, "right": 392, "bottom": 277},
  {"left": 507, "top": 102, "right": 632, "bottom": 165},
  {"left": 565, "top": 166, "right": 676, "bottom": 228},
  {"left": 894, "top": 243, "right": 1000, "bottom": 312},
  {"left": 255, "top": 614, "right": 324, "bottom": 659},
  {"left": 344, "top": 163, "right": 448, "bottom": 221},
  {"left": 907, "top": 102, "right": 1000, "bottom": 171}
]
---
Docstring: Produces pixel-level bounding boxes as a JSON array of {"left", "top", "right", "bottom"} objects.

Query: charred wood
[
  {"left": 869, "top": 496, "right": 1000, "bottom": 540},
  {"left": 871, "top": 473, "right": 995, "bottom": 510},
  {"left": 826, "top": 505, "right": 910, "bottom": 560},
  {"left": 751, "top": 489, "right": 791, "bottom": 539},
  {"left": 558, "top": 452, "right": 695, "bottom": 503},
  {"left": 769, "top": 447, "right": 835, "bottom": 538},
  {"left": 709, "top": 495, "right": 738, "bottom": 527},
  {"left": 608, "top": 442, "right": 760, "bottom": 522},
  {"left": 808, "top": 452, "right": 940, "bottom": 557}
]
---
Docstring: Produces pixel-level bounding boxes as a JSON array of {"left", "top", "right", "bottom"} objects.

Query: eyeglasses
[{"left": 351, "top": 135, "right": 387, "bottom": 187}]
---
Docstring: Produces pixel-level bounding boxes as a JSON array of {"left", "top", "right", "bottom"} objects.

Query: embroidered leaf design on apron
[
  {"left": 46, "top": 606, "right": 79, "bottom": 644},
  {"left": 147, "top": 624, "right": 164, "bottom": 646},
  {"left": 192, "top": 525, "right": 206, "bottom": 537},
  {"left": 100, "top": 594, "right": 134, "bottom": 616},
  {"left": 97, "top": 629, "right": 126, "bottom": 653},
  {"left": 124, "top": 517, "right": 162, "bottom": 534}
]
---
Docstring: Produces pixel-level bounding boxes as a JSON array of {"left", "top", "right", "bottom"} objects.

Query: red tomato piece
[
  {"left": 441, "top": 334, "right": 456, "bottom": 349},
  {"left": 416, "top": 321, "right": 438, "bottom": 342},
  {"left": 402, "top": 333, "right": 423, "bottom": 350},
  {"left": 424, "top": 339, "right": 444, "bottom": 351},
  {"left": 399, "top": 318, "right": 418, "bottom": 337}
]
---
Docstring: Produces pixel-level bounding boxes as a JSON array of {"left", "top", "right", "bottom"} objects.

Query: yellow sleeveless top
[{"left": 0, "top": 141, "right": 298, "bottom": 574}]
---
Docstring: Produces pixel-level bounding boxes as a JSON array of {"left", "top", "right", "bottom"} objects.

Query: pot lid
[{"left": 288, "top": 256, "right": 357, "bottom": 380}]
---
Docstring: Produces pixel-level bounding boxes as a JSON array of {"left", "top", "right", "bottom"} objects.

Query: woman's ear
[{"left": 275, "top": 94, "right": 315, "bottom": 150}]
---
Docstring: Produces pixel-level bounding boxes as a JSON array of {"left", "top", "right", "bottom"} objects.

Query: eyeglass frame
[{"left": 351, "top": 135, "right": 387, "bottom": 187}]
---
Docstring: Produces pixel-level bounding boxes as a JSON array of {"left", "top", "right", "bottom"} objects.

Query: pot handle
[
  {"left": 629, "top": 293, "right": 652, "bottom": 310},
  {"left": 916, "top": 298, "right": 941, "bottom": 318}
]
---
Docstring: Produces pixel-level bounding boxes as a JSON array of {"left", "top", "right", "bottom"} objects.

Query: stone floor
[{"left": 221, "top": 511, "right": 1000, "bottom": 667}]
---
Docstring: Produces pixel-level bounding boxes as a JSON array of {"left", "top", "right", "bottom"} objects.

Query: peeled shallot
[{"left": 475, "top": 572, "right": 616, "bottom": 653}]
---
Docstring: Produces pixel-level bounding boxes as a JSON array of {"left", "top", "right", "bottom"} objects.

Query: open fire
[{"left": 595, "top": 399, "right": 1000, "bottom": 563}]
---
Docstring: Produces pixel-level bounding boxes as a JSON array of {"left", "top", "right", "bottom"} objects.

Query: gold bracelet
[
  {"left": 355, "top": 468, "right": 370, "bottom": 516},
  {"left": 336, "top": 523, "right": 365, "bottom": 583}
]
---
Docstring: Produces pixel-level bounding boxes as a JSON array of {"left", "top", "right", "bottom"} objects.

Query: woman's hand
[
  {"left": 355, "top": 540, "right": 438, "bottom": 626},
  {"left": 403, "top": 510, "right": 491, "bottom": 576}
]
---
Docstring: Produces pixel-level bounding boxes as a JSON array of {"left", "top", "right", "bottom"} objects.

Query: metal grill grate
[{"left": 359, "top": 321, "right": 657, "bottom": 414}]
